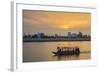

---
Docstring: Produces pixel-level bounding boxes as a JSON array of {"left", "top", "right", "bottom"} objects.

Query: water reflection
[{"left": 52, "top": 55, "right": 80, "bottom": 61}]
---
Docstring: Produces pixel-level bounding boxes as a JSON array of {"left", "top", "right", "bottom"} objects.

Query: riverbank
[{"left": 23, "top": 39, "right": 91, "bottom": 42}]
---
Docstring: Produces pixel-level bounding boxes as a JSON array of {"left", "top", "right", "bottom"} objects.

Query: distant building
[
  {"left": 37, "top": 33, "right": 45, "bottom": 39},
  {"left": 68, "top": 32, "right": 71, "bottom": 37},
  {"left": 55, "top": 34, "right": 59, "bottom": 38},
  {"left": 68, "top": 32, "right": 77, "bottom": 38},
  {"left": 71, "top": 33, "right": 77, "bottom": 38}
]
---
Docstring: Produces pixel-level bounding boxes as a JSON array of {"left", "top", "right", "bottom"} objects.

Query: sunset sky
[{"left": 23, "top": 10, "right": 91, "bottom": 36}]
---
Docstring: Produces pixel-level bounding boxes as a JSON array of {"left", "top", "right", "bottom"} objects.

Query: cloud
[{"left": 23, "top": 10, "right": 91, "bottom": 35}]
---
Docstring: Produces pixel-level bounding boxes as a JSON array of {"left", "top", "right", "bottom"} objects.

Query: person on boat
[
  {"left": 61, "top": 47, "right": 64, "bottom": 55},
  {"left": 57, "top": 47, "right": 61, "bottom": 53},
  {"left": 67, "top": 48, "right": 70, "bottom": 55},
  {"left": 72, "top": 48, "right": 74, "bottom": 55},
  {"left": 64, "top": 47, "right": 67, "bottom": 55},
  {"left": 69, "top": 48, "right": 72, "bottom": 55},
  {"left": 75, "top": 47, "right": 80, "bottom": 55}
]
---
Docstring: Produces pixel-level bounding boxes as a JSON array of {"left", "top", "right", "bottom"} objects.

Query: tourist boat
[{"left": 52, "top": 47, "right": 80, "bottom": 56}]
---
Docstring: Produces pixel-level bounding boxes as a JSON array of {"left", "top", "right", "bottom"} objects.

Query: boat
[{"left": 52, "top": 47, "right": 80, "bottom": 56}]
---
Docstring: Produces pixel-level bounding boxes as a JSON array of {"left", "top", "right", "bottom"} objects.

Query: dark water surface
[{"left": 23, "top": 41, "right": 91, "bottom": 62}]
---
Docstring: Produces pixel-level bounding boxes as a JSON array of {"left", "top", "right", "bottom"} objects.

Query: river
[{"left": 23, "top": 41, "right": 91, "bottom": 62}]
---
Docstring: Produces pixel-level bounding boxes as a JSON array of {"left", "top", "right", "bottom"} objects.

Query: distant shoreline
[
  {"left": 23, "top": 39, "right": 91, "bottom": 42},
  {"left": 23, "top": 32, "right": 91, "bottom": 42}
]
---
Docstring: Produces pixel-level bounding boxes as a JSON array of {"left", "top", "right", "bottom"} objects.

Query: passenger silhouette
[
  {"left": 57, "top": 47, "right": 61, "bottom": 53},
  {"left": 75, "top": 47, "right": 80, "bottom": 55}
]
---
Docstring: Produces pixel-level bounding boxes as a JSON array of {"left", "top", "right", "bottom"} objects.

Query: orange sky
[{"left": 23, "top": 10, "right": 91, "bottom": 35}]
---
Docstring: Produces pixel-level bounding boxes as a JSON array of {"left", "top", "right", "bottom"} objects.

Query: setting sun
[{"left": 59, "top": 24, "right": 71, "bottom": 29}]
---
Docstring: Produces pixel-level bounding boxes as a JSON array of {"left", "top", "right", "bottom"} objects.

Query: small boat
[{"left": 52, "top": 47, "right": 80, "bottom": 56}]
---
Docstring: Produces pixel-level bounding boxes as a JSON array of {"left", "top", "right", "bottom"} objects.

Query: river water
[{"left": 23, "top": 41, "right": 91, "bottom": 62}]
